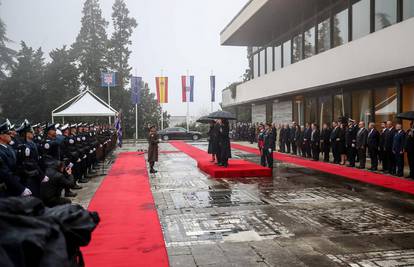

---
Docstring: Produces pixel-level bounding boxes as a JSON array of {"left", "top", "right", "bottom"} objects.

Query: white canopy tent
[{"left": 52, "top": 89, "right": 118, "bottom": 123}]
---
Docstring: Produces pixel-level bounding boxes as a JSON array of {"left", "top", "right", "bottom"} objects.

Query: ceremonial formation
[{"left": 0, "top": 119, "right": 116, "bottom": 203}]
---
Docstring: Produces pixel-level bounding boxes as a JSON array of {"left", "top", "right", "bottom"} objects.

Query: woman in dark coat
[
  {"left": 147, "top": 126, "right": 159, "bottom": 173},
  {"left": 217, "top": 119, "right": 231, "bottom": 167},
  {"left": 207, "top": 121, "right": 218, "bottom": 162}
]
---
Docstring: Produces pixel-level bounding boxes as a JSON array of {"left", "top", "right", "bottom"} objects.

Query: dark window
[
  {"left": 253, "top": 53, "right": 259, "bottom": 78},
  {"left": 375, "top": 0, "right": 397, "bottom": 31},
  {"left": 352, "top": 0, "right": 371, "bottom": 40},
  {"left": 266, "top": 47, "right": 273, "bottom": 73},
  {"left": 333, "top": 93, "right": 351, "bottom": 120},
  {"left": 318, "top": 18, "right": 331, "bottom": 53},
  {"left": 403, "top": 0, "right": 414, "bottom": 20},
  {"left": 304, "top": 26, "right": 316, "bottom": 58},
  {"left": 292, "top": 34, "right": 303, "bottom": 63},
  {"left": 352, "top": 89, "right": 373, "bottom": 126},
  {"left": 319, "top": 95, "right": 333, "bottom": 127},
  {"left": 305, "top": 97, "right": 317, "bottom": 124},
  {"left": 333, "top": 9, "right": 349, "bottom": 47},
  {"left": 374, "top": 86, "right": 397, "bottom": 124}
]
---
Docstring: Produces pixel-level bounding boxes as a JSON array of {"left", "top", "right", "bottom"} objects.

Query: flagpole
[
  {"left": 186, "top": 69, "right": 190, "bottom": 132},
  {"left": 108, "top": 83, "right": 111, "bottom": 125},
  {"left": 211, "top": 70, "right": 214, "bottom": 113},
  {"left": 160, "top": 69, "right": 164, "bottom": 130},
  {"left": 134, "top": 69, "right": 138, "bottom": 140}
]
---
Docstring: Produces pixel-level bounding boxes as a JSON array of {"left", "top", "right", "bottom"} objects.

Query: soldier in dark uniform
[
  {"left": 0, "top": 119, "right": 31, "bottom": 197},
  {"left": 148, "top": 125, "right": 159, "bottom": 173},
  {"left": 406, "top": 121, "right": 414, "bottom": 178},
  {"left": 279, "top": 125, "right": 286, "bottom": 153},
  {"left": 320, "top": 123, "right": 331, "bottom": 162},
  {"left": 261, "top": 123, "right": 275, "bottom": 168},
  {"left": 285, "top": 124, "right": 291, "bottom": 154},
  {"left": 15, "top": 120, "right": 47, "bottom": 197},
  {"left": 41, "top": 160, "right": 74, "bottom": 207},
  {"left": 346, "top": 120, "right": 358, "bottom": 167},
  {"left": 367, "top": 122, "right": 380, "bottom": 171},
  {"left": 310, "top": 123, "right": 320, "bottom": 161},
  {"left": 62, "top": 124, "right": 83, "bottom": 189}
]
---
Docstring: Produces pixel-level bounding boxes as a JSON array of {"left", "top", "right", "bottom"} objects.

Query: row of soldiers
[
  {"left": 275, "top": 119, "right": 414, "bottom": 178},
  {"left": 0, "top": 118, "right": 116, "bottom": 206}
]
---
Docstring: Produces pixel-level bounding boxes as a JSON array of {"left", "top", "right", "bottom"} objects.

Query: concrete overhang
[{"left": 220, "top": 0, "right": 332, "bottom": 47}]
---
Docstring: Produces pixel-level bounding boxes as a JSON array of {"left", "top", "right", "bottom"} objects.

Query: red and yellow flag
[{"left": 155, "top": 77, "right": 168, "bottom": 103}]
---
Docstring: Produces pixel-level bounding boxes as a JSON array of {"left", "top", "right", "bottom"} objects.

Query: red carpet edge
[
  {"left": 82, "top": 152, "right": 169, "bottom": 267},
  {"left": 231, "top": 143, "right": 414, "bottom": 196}
]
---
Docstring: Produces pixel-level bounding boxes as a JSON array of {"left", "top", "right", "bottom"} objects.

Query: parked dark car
[{"left": 158, "top": 127, "right": 202, "bottom": 141}]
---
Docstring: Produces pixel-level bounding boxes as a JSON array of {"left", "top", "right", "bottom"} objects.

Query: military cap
[
  {"left": 0, "top": 120, "right": 11, "bottom": 135},
  {"left": 77, "top": 123, "right": 83, "bottom": 128},
  {"left": 60, "top": 124, "right": 69, "bottom": 131},
  {"left": 32, "top": 123, "right": 40, "bottom": 129},
  {"left": 44, "top": 123, "right": 57, "bottom": 134},
  {"left": 16, "top": 119, "right": 33, "bottom": 133},
  {"left": 70, "top": 123, "right": 77, "bottom": 129}
]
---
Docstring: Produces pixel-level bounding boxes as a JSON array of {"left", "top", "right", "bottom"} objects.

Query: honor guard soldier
[
  {"left": 0, "top": 119, "right": 31, "bottom": 197},
  {"left": 15, "top": 120, "right": 48, "bottom": 197},
  {"left": 61, "top": 124, "right": 83, "bottom": 189}
]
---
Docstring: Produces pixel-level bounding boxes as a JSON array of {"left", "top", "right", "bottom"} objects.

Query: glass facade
[
  {"left": 319, "top": 95, "right": 333, "bottom": 127},
  {"left": 333, "top": 93, "right": 351, "bottom": 121},
  {"left": 274, "top": 45, "right": 282, "bottom": 70},
  {"left": 259, "top": 49, "right": 266, "bottom": 76},
  {"left": 305, "top": 97, "right": 317, "bottom": 124},
  {"left": 352, "top": 0, "right": 371, "bottom": 40},
  {"left": 292, "top": 34, "right": 303, "bottom": 63},
  {"left": 253, "top": 53, "right": 259, "bottom": 79},
  {"left": 266, "top": 47, "right": 273, "bottom": 73},
  {"left": 404, "top": 0, "right": 414, "bottom": 20},
  {"left": 318, "top": 18, "right": 331, "bottom": 53},
  {"left": 283, "top": 40, "right": 291, "bottom": 67},
  {"left": 333, "top": 9, "right": 349, "bottom": 47},
  {"left": 293, "top": 96, "right": 305, "bottom": 126},
  {"left": 403, "top": 83, "right": 414, "bottom": 130},
  {"left": 248, "top": 0, "right": 412, "bottom": 80},
  {"left": 374, "top": 86, "right": 397, "bottom": 124},
  {"left": 304, "top": 27, "right": 315, "bottom": 58},
  {"left": 352, "top": 89, "right": 372, "bottom": 126},
  {"left": 375, "top": 0, "right": 397, "bottom": 31}
]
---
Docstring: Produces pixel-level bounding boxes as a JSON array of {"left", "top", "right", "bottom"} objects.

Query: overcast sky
[{"left": 0, "top": 0, "right": 248, "bottom": 117}]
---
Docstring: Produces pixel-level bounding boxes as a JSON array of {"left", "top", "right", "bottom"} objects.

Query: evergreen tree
[
  {"left": 0, "top": 42, "right": 46, "bottom": 122},
  {"left": 72, "top": 0, "right": 108, "bottom": 98},
  {"left": 0, "top": 2, "right": 16, "bottom": 80},
  {"left": 44, "top": 45, "right": 80, "bottom": 112},
  {"left": 109, "top": 0, "right": 137, "bottom": 91}
]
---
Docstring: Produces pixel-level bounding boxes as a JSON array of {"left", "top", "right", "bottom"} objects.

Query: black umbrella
[
  {"left": 207, "top": 110, "right": 236, "bottom": 120},
  {"left": 196, "top": 116, "right": 215, "bottom": 124},
  {"left": 396, "top": 111, "right": 414, "bottom": 120}
]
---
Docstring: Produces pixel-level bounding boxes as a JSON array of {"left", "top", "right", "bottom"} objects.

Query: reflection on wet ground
[{"left": 139, "top": 141, "right": 414, "bottom": 266}]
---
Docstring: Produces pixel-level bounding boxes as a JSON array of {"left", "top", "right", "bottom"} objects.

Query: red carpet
[
  {"left": 231, "top": 143, "right": 414, "bottom": 196},
  {"left": 170, "top": 141, "right": 272, "bottom": 178},
  {"left": 82, "top": 152, "right": 169, "bottom": 267}
]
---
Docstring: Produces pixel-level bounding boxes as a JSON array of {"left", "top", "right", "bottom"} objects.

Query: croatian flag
[{"left": 181, "top": 75, "right": 194, "bottom": 102}]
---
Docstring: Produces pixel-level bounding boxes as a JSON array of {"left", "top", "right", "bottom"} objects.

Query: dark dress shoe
[
  {"left": 79, "top": 178, "right": 89, "bottom": 183},
  {"left": 150, "top": 169, "right": 157, "bottom": 173},
  {"left": 71, "top": 184, "right": 82, "bottom": 190},
  {"left": 65, "top": 191, "right": 77, "bottom": 197}
]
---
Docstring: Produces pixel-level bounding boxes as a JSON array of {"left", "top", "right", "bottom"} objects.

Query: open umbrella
[
  {"left": 196, "top": 116, "right": 215, "bottom": 124},
  {"left": 207, "top": 110, "right": 236, "bottom": 120},
  {"left": 397, "top": 111, "right": 414, "bottom": 120}
]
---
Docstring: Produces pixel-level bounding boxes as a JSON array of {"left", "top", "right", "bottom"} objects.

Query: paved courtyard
[{"left": 77, "top": 141, "right": 414, "bottom": 267}]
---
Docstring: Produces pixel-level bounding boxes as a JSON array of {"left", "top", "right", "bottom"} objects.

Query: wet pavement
[{"left": 79, "top": 141, "right": 414, "bottom": 266}]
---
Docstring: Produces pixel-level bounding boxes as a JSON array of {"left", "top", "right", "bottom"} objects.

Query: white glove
[
  {"left": 77, "top": 158, "right": 81, "bottom": 163},
  {"left": 268, "top": 148, "right": 272, "bottom": 153},
  {"left": 42, "top": 176, "right": 49, "bottom": 183},
  {"left": 21, "top": 188, "right": 32, "bottom": 197}
]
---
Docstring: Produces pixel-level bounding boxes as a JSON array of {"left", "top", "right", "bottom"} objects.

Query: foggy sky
[{"left": 0, "top": 0, "right": 248, "bottom": 117}]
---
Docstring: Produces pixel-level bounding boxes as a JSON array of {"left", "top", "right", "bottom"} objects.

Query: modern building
[{"left": 221, "top": 0, "right": 414, "bottom": 130}]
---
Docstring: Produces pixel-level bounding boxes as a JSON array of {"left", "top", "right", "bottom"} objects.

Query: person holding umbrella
[
  {"left": 207, "top": 120, "right": 218, "bottom": 163},
  {"left": 217, "top": 119, "right": 231, "bottom": 167}
]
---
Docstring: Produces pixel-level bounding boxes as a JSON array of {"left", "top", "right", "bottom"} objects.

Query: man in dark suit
[
  {"left": 320, "top": 123, "right": 331, "bottom": 162},
  {"left": 406, "top": 121, "right": 414, "bottom": 178},
  {"left": 356, "top": 121, "right": 368, "bottom": 169},
  {"left": 379, "top": 122, "right": 387, "bottom": 171},
  {"left": 385, "top": 121, "right": 397, "bottom": 174},
  {"left": 310, "top": 123, "right": 320, "bottom": 161},
  {"left": 304, "top": 123, "right": 312, "bottom": 158},
  {"left": 367, "top": 122, "right": 380, "bottom": 171},
  {"left": 285, "top": 124, "right": 291, "bottom": 154},
  {"left": 262, "top": 123, "right": 276, "bottom": 168},
  {"left": 346, "top": 120, "right": 358, "bottom": 167},
  {"left": 393, "top": 123, "right": 406, "bottom": 177},
  {"left": 330, "top": 121, "right": 340, "bottom": 164},
  {"left": 279, "top": 125, "right": 286, "bottom": 153},
  {"left": 290, "top": 122, "right": 298, "bottom": 155}
]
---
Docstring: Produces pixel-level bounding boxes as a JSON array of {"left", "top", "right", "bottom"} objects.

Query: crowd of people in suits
[
  {"left": 231, "top": 118, "right": 414, "bottom": 178},
  {"left": 206, "top": 119, "right": 232, "bottom": 167},
  {"left": 0, "top": 118, "right": 116, "bottom": 206}
]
